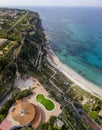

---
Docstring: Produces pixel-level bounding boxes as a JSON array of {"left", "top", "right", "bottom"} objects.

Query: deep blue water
[{"left": 13, "top": 7, "right": 102, "bottom": 88}]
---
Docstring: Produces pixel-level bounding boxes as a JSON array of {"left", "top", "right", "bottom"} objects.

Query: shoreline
[{"left": 45, "top": 38, "right": 102, "bottom": 100}]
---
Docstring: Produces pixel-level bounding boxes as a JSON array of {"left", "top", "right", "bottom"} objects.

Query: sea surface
[{"left": 14, "top": 7, "right": 102, "bottom": 88}]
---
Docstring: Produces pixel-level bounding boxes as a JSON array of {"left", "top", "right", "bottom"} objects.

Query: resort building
[
  {"left": 11, "top": 100, "right": 41, "bottom": 129},
  {"left": 0, "top": 77, "right": 62, "bottom": 130}
]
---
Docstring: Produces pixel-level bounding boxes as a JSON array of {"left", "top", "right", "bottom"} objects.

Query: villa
[
  {"left": 11, "top": 100, "right": 41, "bottom": 129},
  {"left": 0, "top": 77, "right": 62, "bottom": 130}
]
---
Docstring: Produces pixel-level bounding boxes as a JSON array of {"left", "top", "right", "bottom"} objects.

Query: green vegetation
[
  {"left": 16, "top": 89, "right": 32, "bottom": 100},
  {"left": 83, "top": 104, "right": 90, "bottom": 112},
  {"left": 41, "top": 116, "right": 61, "bottom": 130},
  {"left": 88, "top": 111, "right": 98, "bottom": 120},
  {"left": 68, "top": 85, "right": 102, "bottom": 112},
  {"left": 36, "top": 94, "right": 55, "bottom": 111},
  {"left": 0, "top": 89, "right": 32, "bottom": 122},
  {"left": 20, "top": 126, "right": 33, "bottom": 130},
  {"left": 0, "top": 8, "right": 102, "bottom": 129},
  {"left": 0, "top": 8, "right": 46, "bottom": 101}
]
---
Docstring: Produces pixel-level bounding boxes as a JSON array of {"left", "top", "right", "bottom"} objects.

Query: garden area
[{"left": 36, "top": 94, "right": 55, "bottom": 111}]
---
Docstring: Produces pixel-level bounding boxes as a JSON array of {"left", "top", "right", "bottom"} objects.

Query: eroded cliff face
[
  {"left": 0, "top": 9, "right": 47, "bottom": 101},
  {"left": 17, "top": 14, "right": 47, "bottom": 74}
]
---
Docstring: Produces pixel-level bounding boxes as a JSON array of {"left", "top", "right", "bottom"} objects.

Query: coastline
[{"left": 45, "top": 36, "right": 102, "bottom": 100}]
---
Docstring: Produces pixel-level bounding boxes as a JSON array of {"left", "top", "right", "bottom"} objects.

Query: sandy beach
[{"left": 46, "top": 43, "right": 102, "bottom": 100}]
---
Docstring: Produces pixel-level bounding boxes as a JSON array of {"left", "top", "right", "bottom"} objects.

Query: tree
[
  {"left": 48, "top": 125, "right": 53, "bottom": 130},
  {"left": 49, "top": 116, "right": 57, "bottom": 125},
  {"left": 82, "top": 104, "right": 90, "bottom": 112},
  {"left": 7, "top": 63, "right": 16, "bottom": 75},
  {"left": 40, "top": 122, "right": 50, "bottom": 130},
  {"left": 0, "top": 57, "right": 8, "bottom": 70},
  {"left": 15, "top": 89, "right": 32, "bottom": 100},
  {"left": 88, "top": 111, "right": 98, "bottom": 120}
]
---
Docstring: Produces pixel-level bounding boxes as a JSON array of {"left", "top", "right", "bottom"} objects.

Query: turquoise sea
[{"left": 15, "top": 7, "right": 102, "bottom": 88}]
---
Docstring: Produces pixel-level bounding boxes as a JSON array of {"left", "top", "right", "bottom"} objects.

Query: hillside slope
[{"left": 0, "top": 8, "right": 47, "bottom": 101}]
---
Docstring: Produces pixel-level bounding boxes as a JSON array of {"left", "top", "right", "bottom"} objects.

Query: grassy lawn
[{"left": 36, "top": 94, "right": 55, "bottom": 111}]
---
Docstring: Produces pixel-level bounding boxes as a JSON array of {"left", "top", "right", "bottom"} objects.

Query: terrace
[
  {"left": 0, "top": 77, "right": 62, "bottom": 130},
  {"left": 15, "top": 77, "right": 62, "bottom": 122}
]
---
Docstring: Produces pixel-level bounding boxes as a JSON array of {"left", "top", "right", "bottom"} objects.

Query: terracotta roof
[
  {"left": 31, "top": 105, "right": 42, "bottom": 129},
  {"left": 12, "top": 101, "right": 35, "bottom": 126}
]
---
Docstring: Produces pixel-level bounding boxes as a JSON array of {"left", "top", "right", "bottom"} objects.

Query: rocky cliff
[{"left": 0, "top": 8, "right": 47, "bottom": 101}]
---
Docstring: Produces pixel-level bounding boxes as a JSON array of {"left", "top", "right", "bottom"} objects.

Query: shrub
[
  {"left": 82, "top": 104, "right": 90, "bottom": 112},
  {"left": 16, "top": 89, "right": 32, "bottom": 100},
  {"left": 88, "top": 111, "right": 98, "bottom": 120},
  {"left": 0, "top": 57, "right": 8, "bottom": 70}
]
